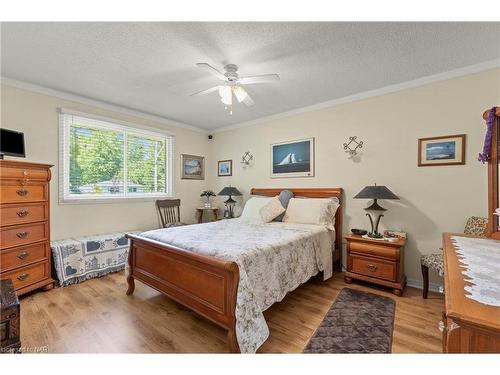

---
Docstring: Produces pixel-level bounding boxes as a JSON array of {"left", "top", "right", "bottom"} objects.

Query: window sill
[{"left": 59, "top": 194, "right": 173, "bottom": 205}]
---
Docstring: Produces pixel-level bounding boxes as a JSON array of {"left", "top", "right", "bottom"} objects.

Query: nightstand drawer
[
  {"left": 349, "top": 241, "right": 399, "bottom": 260},
  {"left": 350, "top": 255, "right": 396, "bottom": 281}
]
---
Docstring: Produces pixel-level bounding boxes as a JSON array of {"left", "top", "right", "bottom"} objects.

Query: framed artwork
[
  {"left": 270, "top": 137, "right": 314, "bottom": 178},
  {"left": 418, "top": 134, "right": 466, "bottom": 167},
  {"left": 218, "top": 160, "right": 232, "bottom": 176},
  {"left": 181, "top": 154, "right": 204, "bottom": 179}
]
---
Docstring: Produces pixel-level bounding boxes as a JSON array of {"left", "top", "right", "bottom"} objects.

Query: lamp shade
[
  {"left": 353, "top": 185, "right": 399, "bottom": 200},
  {"left": 218, "top": 186, "right": 242, "bottom": 197}
]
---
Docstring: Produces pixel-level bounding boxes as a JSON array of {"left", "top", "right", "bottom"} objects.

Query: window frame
[{"left": 58, "top": 108, "right": 174, "bottom": 204}]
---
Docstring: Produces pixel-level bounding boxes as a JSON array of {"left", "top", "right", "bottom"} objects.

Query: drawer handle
[
  {"left": 367, "top": 264, "right": 378, "bottom": 272},
  {"left": 17, "top": 273, "right": 29, "bottom": 281},
  {"left": 18, "top": 178, "right": 30, "bottom": 186},
  {"left": 16, "top": 231, "right": 29, "bottom": 239},
  {"left": 16, "top": 210, "right": 30, "bottom": 218},
  {"left": 16, "top": 189, "right": 28, "bottom": 196},
  {"left": 17, "top": 251, "right": 30, "bottom": 260}
]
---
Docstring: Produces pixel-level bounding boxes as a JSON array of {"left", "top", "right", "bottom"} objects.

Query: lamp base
[{"left": 367, "top": 232, "right": 384, "bottom": 239}]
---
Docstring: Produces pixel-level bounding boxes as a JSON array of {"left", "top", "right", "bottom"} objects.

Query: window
[{"left": 59, "top": 110, "right": 173, "bottom": 202}]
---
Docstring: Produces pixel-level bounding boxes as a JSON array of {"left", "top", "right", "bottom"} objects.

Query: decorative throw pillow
[
  {"left": 273, "top": 189, "right": 294, "bottom": 222},
  {"left": 260, "top": 197, "right": 286, "bottom": 223},
  {"left": 283, "top": 197, "right": 340, "bottom": 230},
  {"left": 240, "top": 197, "right": 273, "bottom": 220}
]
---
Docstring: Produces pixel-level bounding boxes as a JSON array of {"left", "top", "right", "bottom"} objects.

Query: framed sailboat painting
[{"left": 271, "top": 137, "right": 314, "bottom": 178}]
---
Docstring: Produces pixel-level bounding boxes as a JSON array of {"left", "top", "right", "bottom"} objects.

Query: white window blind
[{"left": 59, "top": 110, "right": 173, "bottom": 202}]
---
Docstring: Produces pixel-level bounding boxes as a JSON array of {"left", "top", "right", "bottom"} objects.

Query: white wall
[
  {"left": 0, "top": 84, "right": 211, "bottom": 240},
  {"left": 208, "top": 68, "right": 500, "bottom": 286}
]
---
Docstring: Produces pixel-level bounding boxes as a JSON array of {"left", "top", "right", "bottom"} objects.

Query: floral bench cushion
[{"left": 421, "top": 252, "right": 444, "bottom": 276}]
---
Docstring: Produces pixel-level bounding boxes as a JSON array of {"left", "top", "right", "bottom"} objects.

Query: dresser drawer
[
  {"left": 0, "top": 164, "right": 50, "bottom": 181},
  {"left": 348, "top": 240, "right": 399, "bottom": 260},
  {"left": 1, "top": 242, "right": 49, "bottom": 271},
  {"left": 0, "top": 181, "right": 48, "bottom": 203},
  {"left": 0, "top": 261, "right": 50, "bottom": 291},
  {"left": 0, "top": 222, "right": 48, "bottom": 249},
  {"left": 0, "top": 202, "right": 48, "bottom": 227},
  {"left": 350, "top": 255, "right": 396, "bottom": 281}
]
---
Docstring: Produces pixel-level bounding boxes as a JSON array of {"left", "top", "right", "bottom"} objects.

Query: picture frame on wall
[
  {"left": 217, "top": 160, "right": 232, "bottom": 176},
  {"left": 418, "top": 134, "right": 466, "bottom": 167},
  {"left": 270, "top": 137, "right": 314, "bottom": 178},
  {"left": 181, "top": 154, "right": 205, "bottom": 179}
]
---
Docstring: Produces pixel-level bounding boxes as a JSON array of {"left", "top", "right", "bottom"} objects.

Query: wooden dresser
[
  {"left": 0, "top": 160, "right": 54, "bottom": 295},
  {"left": 344, "top": 235, "right": 406, "bottom": 296},
  {"left": 441, "top": 233, "right": 500, "bottom": 353}
]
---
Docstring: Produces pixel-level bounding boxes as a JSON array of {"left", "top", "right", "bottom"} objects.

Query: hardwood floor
[{"left": 19, "top": 271, "right": 444, "bottom": 353}]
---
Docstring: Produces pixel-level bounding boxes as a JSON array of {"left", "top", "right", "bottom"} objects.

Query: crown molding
[
  {"left": 0, "top": 77, "right": 208, "bottom": 134},
  {"left": 213, "top": 59, "right": 500, "bottom": 133}
]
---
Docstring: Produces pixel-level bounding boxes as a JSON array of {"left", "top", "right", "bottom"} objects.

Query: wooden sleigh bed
[{"left": 125, "top": 188, "right": 343, "bottom": 353}]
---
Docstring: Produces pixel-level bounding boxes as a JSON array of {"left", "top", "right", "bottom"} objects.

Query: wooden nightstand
[{"left": 344, "top": 235, "right": 406, "bottom": 296}]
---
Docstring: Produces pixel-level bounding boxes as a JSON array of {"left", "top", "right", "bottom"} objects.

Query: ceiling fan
[{"left": 190, "top": 63, "right": 280, "bottom": 114}]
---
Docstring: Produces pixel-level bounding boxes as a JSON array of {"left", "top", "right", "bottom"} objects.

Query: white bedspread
[{"left": 139, "top": 218, "right": 333, "bottom": 353}]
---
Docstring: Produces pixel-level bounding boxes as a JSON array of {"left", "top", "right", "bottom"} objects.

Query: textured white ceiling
[{"left": 2, "top": 22, "right": 500, "bottom": 130}]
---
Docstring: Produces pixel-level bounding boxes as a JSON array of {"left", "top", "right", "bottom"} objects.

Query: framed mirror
[{"left": 485, "top": 107, "right": 500, "bottom": 239}]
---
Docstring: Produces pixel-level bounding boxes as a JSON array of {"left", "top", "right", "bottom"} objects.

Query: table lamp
[
  {"left": 218, "top": 186, "right": 242, "bottom": 218},
  {"left": 353, "top": 183, "right": 399, "bottom": 239}
]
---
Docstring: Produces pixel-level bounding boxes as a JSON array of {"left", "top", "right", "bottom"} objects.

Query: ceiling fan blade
[
  {"left": 190, "top": 85, "right": 220, "bottom": 97},
  {"left": 238, "top": 74, "right": 280, "bottom": 85},
  {"left": 196, "top": 63, "right": 228, "bottom": 81},
  {"left": 242, "top": 93, "right": 255, "bottom": 107}
]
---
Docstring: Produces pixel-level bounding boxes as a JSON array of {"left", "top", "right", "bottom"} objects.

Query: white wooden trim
[
  {"left": 214, "top": 59, "right": 500, "bottom": 133},
  {"left": 1, "top": 76, "right": 208, "bottom": 134}
]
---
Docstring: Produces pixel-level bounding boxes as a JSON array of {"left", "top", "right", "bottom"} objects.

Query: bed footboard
[{"left": 125, "top": 233, "right": 240, "bottom": 353}]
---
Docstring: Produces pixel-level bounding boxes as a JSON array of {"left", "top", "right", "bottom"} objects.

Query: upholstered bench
[{"left": 51, "top": 231, "right": 141, "bottom": 287}]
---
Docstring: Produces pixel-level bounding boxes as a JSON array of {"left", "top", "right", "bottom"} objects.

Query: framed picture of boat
[
  {"left": 418, "top": 134, "right": 466, "bottom": 167},
  {"left": 271, "top": 137, "right": 314, "bottom": 178}
]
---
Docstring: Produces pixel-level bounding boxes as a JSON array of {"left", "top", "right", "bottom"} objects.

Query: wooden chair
[
  {"left": 156, "top": 199, "right": 186, "bottom": 228},
  {"left": 420, "top": 216, "right": 488, "bottom": 299}
]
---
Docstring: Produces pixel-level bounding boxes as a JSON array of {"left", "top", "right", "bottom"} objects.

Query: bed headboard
[{"left": 250, "top": 188, "right": 343, "bottom": 271}]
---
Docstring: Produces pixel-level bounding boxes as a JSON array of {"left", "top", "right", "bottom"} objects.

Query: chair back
[
  {"left": 463, "top": 216, "right": 488, "bottom": 237},
  {"left": 156, "top": 199, "right": 181, "bottom": 228}
]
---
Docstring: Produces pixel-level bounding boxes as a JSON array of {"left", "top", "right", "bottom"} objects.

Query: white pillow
[
  {"left": 259, "top": 197, "right": 286, "bottom": 223},
  {"left": 240, "top": 196, "right": 273, "bottom": 220},
  {"left": 283, "top": 197, "right": 340, "bottom": 230}
]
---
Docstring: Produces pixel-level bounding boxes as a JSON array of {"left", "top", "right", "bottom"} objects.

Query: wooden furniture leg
[
  {"left": 42, "top": 282, "right": 54, "bottom": 291},
  {"left": 421, "top": 264, "right": 429, "bottom": 299},
  {"left": 344, "top": 276, "right": 353, "bottom": 284}
]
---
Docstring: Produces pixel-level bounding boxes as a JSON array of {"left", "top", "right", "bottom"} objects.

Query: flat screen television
[{"left": 0, "top": 128, "right": 26, "bottom": 158}]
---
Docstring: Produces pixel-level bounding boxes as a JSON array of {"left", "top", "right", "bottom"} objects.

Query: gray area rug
[{"left": 303, "top": 288, "right": 396, "bottom": 353}]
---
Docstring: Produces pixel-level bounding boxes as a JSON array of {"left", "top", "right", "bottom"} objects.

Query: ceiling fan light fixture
[
  {"left": 232, "top": 86, "right": 248, "bottom": 103},
  {"left": 218, "top": 86, "right": 232, "bottom": 106}
]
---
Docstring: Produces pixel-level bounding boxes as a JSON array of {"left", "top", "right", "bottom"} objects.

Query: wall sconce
[
  {"left": 241, "top": 151, "right": 254, "bottom": 165},
  {"left": 343, "top": 136, "right": 364, "bottom": 158}
]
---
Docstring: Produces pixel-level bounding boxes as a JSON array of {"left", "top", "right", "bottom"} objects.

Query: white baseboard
[{"left": 407, "top": 278, "right": 444, "bottom": 294}]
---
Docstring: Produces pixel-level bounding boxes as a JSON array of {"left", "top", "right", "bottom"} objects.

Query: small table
[
  {"left": 197, "top": 208, "right": 219, "bottom": 224},
  {"left": 344, "top": 235, "right": 406, "bottom": 296}
]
